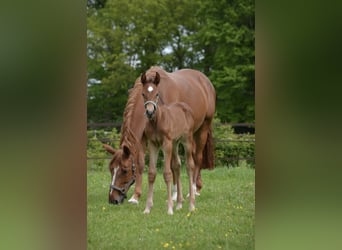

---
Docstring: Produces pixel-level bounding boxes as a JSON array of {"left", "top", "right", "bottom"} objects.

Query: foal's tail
[{"left": 201, "top": 126, "right": 215, "bottom": 170}]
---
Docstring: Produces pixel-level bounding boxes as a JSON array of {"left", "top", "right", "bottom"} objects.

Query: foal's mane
[{"left": 119, "top": 81, "right": 142, "bottom": 155}]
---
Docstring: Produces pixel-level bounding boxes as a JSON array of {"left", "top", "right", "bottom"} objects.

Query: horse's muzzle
[
  {"left": 109, "top": 195, "right": 125, "bottom": 205},
  {"left": 145, "top": 109, "right": 155, "bottom": 119},
  {"left": 144, "top": 100, "right": 157, "bottom": 119}
]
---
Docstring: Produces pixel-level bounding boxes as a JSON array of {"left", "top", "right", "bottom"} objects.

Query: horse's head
[
  {"left": 141, "top": 71, "right": 160, "bottom": 119},
  {"left": 103, "top": 144, "right": 136, "bottom": 205}
]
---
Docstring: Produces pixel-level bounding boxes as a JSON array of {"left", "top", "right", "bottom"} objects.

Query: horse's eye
[
  {"left": 122, "top": 168, "right": 128, "bottom": 174},
  {"left": 156, "top": 93, "right": 159, "bottom": 97},
  {"left": 142, "top": 93, "right": 145, "bottom": 97}
]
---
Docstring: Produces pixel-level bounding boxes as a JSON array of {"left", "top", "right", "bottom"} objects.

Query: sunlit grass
[{"left": 87, "top": 164, "right": 255, "bottom": 249}]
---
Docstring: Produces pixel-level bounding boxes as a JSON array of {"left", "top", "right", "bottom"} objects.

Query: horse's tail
[{"left": 201, "top": 125, "right": 215, "bottom": 170}]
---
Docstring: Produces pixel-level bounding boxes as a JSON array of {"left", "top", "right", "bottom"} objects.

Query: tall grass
[{"left": 87, "top": 163, "right": 255, "bottom": 249}]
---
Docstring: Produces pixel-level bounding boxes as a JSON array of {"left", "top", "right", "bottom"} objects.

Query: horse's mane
[{"left": 119, "top": 81, "right": 142, "bottom": 155}]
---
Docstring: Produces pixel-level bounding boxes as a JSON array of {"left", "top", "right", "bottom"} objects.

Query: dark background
[{"left": 0, "top": 1, "right": 342, "bottom": 249}]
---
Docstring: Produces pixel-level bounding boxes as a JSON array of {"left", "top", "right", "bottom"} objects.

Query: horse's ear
[
  {"left": 123, "top": 145, "right": 131, "bottom": 158},
  {"left": 141, "top": 72, "right": 147, "bottom": 84},
  {"left": 103, "top": 144, "right": 116, "bottom": 155},
  {"left": 154, "top": 72, "right": 160, "bottom": 85}
]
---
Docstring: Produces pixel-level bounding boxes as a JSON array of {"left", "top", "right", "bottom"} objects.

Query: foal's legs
[
  {"left": 143, "top": 143, "right": 158, "bottom": 214},
  {"left": 162, "top": 140, "right": 174, "bottom": 215},
  {"left": 171, "top": 142, "right": 183, "bottom": 210}
]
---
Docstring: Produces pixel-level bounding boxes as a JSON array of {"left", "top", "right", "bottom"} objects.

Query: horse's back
[
  {"left": 175, "top": 69, "right": 216, "bottom": 116},
  {"left": 145, "top": 67, "right": 216, "bottom": 130}
]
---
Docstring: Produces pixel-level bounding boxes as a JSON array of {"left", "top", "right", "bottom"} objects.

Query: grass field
[{"left": 87, "top": 163, "right": 255, "bottom": 249}]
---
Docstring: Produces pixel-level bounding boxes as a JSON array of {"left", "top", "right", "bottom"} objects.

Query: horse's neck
[
  {"left": 127, "top": 110, "right": 145, "bottom": 138},
  {"left": 153, "top": 105, "right": 166, "bottom": 125}
]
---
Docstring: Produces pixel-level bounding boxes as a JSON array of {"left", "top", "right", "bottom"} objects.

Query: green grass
[{"left": 87, "top": 164, "right": 255, "bottom": 250}]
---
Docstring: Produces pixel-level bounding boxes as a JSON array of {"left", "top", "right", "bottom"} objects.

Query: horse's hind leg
[
  {"left": 171, "top": 156, "right": 178, "bottom": 201},
  {"left": 185, "top": 137, "right": 196, "bottom": 212},
  {"left": 193, "top": 120, "right": 212, "bottom": 195},
  {"left": 171, "top": 143, "right": 183, "bottom": 210},
  {"left": 144, "top": 144, "right": 158, "bottom": 214},
  {"left": 171, "top": 158, "right": 176, "bottom": 201}
]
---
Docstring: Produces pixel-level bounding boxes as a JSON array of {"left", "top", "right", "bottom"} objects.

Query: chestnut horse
[
  {"left": 141, "top": 72, "right": 196, "bottom": 214},
  {"left": 104, "top": 66, "right": 216, "bottom": 204}
]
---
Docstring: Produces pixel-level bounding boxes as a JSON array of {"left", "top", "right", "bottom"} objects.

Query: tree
[
  {"left": 191, "top": 0, "right": 255, "bottom": 122},
  {"left": 87, "top": 0, "right": 255, "bottom": 124},
  {"left": 87, "top": 0, "right": 139, "bottom": 123}
]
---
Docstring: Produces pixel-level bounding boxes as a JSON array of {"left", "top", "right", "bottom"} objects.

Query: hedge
[
  {"left": 87, "top": 123, "right": 255, "bottom": 170},
  {"left": 213, "top": 122, "right": 255, "bottom": 167}
]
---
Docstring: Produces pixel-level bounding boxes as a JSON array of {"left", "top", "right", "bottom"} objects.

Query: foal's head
[
  {"left": 141, "top": 71, "right": 160, "bottom": 119},
  {"left": 103, "top": 144, "right": 136, "bottom": 204}
]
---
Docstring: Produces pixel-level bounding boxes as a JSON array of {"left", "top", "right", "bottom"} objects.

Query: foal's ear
[
  {"left": 123, "top": 145, "right": 131, "bottom": 158},
  {"left": 141, "top": 72, "right": 147, "bottom": 84},
  {"left": 103, "top": 144, "right": 116, "bottom": 155},
  {"left": 154, "top": 72, "right": 160, "bottom": 85}
]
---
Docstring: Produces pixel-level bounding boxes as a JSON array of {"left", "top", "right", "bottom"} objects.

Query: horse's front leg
[
  {"left": 129, "top": 151, "right": 145, "bottom": 204},
  {"left": 162, "top": 140, "right": 174, "bottom": 215},
  {"left": 143, "top": 143, "right": 158, "bottom": 214}
]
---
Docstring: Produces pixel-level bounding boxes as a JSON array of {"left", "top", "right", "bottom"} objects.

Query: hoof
[
  {"left": 128, "top": 197, "right": 139, "bottom": 204},
  {"left": 186, "top": 191, "right": 200, "bottom": 198},
  {"left": 176, "top": 203, "right": 183, "bottom": 210},
  {"left": 143, "top": 208, "right": 151, "bottom": 214}
]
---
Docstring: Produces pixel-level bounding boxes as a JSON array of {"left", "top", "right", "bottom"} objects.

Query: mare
[
  {"left": 104, "top": 66, "right": 216, "bottom": 205},
  {"left": 141, "top": 72, "right": 196, "bottom": 214}
]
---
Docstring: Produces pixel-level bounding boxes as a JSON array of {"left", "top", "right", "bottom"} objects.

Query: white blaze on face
[
  {"left": 147, "top": 86, "right": 154, "bottom": 92},
  {"left": 110, "top": 166, "right": 119, "bottom": 195}
]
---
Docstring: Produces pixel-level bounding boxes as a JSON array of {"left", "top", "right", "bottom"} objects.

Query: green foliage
[
  {"left": 213, "top": 118, "right": 255, "bottom": 167},
  {"left": 87, "top": 128, "right": 120, "bottom": 170},
  {"left": 87, "top": 166, "right": 255, "bottom": 249},
  {"left": 87, "top": 0, "right": 254, "bottom": 124},
  {"left": 194, "top": 0, "right": 255, "bottom": 122}
]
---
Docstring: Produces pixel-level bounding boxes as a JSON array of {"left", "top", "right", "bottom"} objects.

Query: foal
[{"left": 141, "top": 72, "right": 196, "bottom": 215}]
